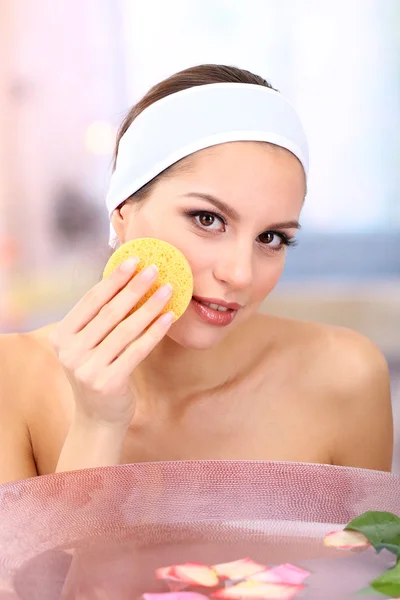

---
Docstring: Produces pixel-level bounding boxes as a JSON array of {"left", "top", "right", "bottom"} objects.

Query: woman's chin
[
  {"left": 166, "top": 327, "right": 224, "bottom": 350},
  {"left": 166, "top": 315, "right": 231, "bottom": 350}
]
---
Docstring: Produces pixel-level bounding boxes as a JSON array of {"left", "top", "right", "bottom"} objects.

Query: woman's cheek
[
  {"left": 256, "top": 261, "right": 285, "bottom": 300},
  {"left": 182, "top": 240, "right": 215, "bottom": 272}
]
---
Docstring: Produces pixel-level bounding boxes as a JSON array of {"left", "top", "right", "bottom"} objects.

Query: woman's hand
[{"left": 49, "top": 257, "right": 173, "bottom": 431}]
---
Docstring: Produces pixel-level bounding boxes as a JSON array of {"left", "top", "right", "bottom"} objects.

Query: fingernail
[
  {"left": 159, "top": 311, "right": 174, "bottom": 325},
  {"left": 154, "top": 283, "right": 173, "bottom": 299},
  {"left": 140, "top": 264, "right": 158, "bottom": 281},
  {"left": 120, "top": 257, "right": 139, "bottom": 272}
]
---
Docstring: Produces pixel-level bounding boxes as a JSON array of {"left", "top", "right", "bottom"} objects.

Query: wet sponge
[{"left": 102, "top": 238, "right": 194, "bottom": 321}]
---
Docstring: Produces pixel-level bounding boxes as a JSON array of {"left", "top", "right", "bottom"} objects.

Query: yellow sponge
[{"left": 103, "top": 238, "right": 194, "bottom": 321}]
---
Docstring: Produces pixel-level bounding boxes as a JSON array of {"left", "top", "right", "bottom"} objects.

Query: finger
[
  {"left": 76, "top": 264, "right": 160, "bottom": 350},
  {"left": 53, "top": 258, "right": 140, "bottom": 341},
  {"left": 95, "top": 283, "right": 173, "bottom": 365},
  {"left": 108, "top": 311, "right": 174, "bottom": 380}
]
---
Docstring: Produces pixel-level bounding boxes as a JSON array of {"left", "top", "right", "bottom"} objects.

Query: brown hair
[{"left": 112, "top": 64, "right": 277, "bottom": 205}]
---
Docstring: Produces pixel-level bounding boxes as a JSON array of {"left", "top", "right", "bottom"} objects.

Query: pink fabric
[{"left": 0, "top": 460, "right": 399, "bottom": 599}]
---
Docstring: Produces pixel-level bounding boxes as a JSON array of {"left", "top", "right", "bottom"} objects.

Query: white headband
[{"left": 106, "top": 82, "right": 309, "bottom": 247}]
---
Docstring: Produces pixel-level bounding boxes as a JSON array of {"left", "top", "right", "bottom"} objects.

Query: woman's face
[{"left": 113, "top": 141, "right": 306, "bottom": 350}]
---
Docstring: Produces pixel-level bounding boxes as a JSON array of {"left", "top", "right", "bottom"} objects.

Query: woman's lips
[
  {"left": 192, "top": 296, "right": 243, "bottom": 310},
  {"left": 190, "top": 297, "right": 239, "bottom": 326}
]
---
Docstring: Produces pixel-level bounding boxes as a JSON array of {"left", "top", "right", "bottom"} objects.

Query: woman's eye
[
  {"left": 258, "top": 231, "right": 282, "bottom": 248},
  {"left": 194, "top": 212, "right": 225, "bottom": 231}
]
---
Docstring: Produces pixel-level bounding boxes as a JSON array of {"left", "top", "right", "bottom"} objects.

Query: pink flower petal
[
  {"left": 143, "top": 593, "right": 209, "bottom": 600},
  {"left": 156, "top": 566, "right": 189, "bottom": 591},
  {"left": 248, "top": 572, "right": 283, "bottom": 584},
  {"left": 213, "top": 558, "right": 267, "bottom": 580},
  {"left": 156, "top": 567, "right": 176, "bottom": 579},
  {"left": 168, "top": 581, "right": 190, "bottom": 592},
  {"left": 213, "top": 581, "right": 303, "bottom": 599},
  {"left": 171, "top": 563, "right": 219, "bottom": 587},
  {"left": 251, "top": 564, "right": 310, "bottom": 585},
  {"left": 323, "top": 530, "right": 370, "bottom": 550}
]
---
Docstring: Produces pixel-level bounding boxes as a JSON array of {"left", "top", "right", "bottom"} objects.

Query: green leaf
[
  {"left": 370, "top": 560, "right": 400, "bottom": 597},
  {"left": 346, "top": 511, "right": 400, "bottom": 556}
]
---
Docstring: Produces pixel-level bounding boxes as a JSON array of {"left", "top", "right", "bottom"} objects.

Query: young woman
[{"left": 0, "top": 64, "right": 393, "bottom": 484}]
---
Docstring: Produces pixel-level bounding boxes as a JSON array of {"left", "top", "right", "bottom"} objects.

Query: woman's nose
[{"left": 213, "top": 244, "right": 253, "bottom": 290}]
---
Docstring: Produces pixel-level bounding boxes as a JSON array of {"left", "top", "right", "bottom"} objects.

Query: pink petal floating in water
[
  {"left": 167, "top": 581, "right": 189, "bottom": 592},
  {"left": 157, "top": 567, "right": 174, "bottom": 579},
  {"left": 157, "top": 563, "right": 219, "bottom": 587},
  {"left": 247, "top": 571, "right": 282, "bottom": 584},
  {"left": 155, "top": 566, "right": 189, "bottom": 591},
  {"left": 173, "top": 563, "right": 219, "bottom": 587},
  {"left": 250, "top": 564, "right": 310, "bottom": 585},
  {"left": 213, "top": 558, "right": 267, "bottom": 580},
  {"left": 143, "top": 593, "right": 209, "bottom": 600},
  {"left": 323, "top": 529, "right": 370, "bottom": 550},
  {"left": 213, "top": 580, "right": 303, "bottom": 599}
]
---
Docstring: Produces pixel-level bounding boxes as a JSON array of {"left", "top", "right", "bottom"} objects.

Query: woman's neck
[
  {"left": 130, "top": 315, "right": 265, "bottom": 414},
  {"left": 132, "top": 334, "right": 232, "bottom": 403}
]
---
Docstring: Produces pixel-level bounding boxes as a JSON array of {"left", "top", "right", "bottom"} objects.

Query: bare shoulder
[
  {"left": 288, "top": 317, "right": 390, "bottom": 405},
  {"left": 0, "top": 321, "right": 67, "bottom": 421},
  {"left": 313, "top": 322, "right": 393, "bottom": 472},
  {"left": 257, "top": 313, "right": 389, "bottom": 385},
  {"left": 0, "top": 322, "right": 62, "bottom": 483},
  {"left": 276, "top": 314, "right": 388, "bottom": 375},
  {"left": 0, "top": 323, "right": 60, "bottom": 390},
  {"left": 257, "top": 314, "right": 393, "bottom": 471}
]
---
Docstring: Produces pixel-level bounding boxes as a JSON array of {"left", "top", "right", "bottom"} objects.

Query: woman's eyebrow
[
  {"left": 267, "top": 220, "right": 301, "bottom": 230},
  {"left": 182, "top": 192, "right": 240, "bottom": 221},
  {"left": 182, "top": 192, "right": 301, "bottom": 230}
]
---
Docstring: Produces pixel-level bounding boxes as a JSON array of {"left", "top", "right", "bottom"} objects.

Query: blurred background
[{"left": 0, "top": 0, "right": 399, "bottom": 467}]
